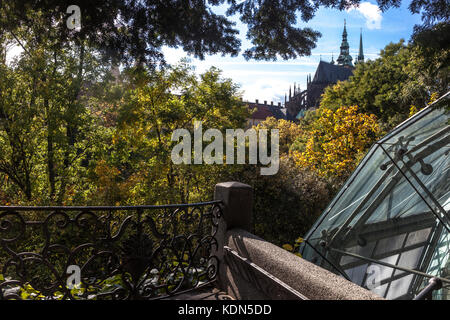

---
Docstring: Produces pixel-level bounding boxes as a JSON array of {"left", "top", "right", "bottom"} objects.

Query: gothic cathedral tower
[{"left": 337, "top": 19, "right": 353, "bottom": 67}]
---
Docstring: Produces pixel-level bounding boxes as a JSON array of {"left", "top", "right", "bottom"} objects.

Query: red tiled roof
[
  {"left": 247, "top": 102, "right": 294, "bottom": 121},
  {"left": 248, "top": 103, "right": 273, "bottom": 120}
]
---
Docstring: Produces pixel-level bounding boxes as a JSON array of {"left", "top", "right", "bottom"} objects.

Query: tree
[
  {"left": 90, "top": 61, "right": 250, "bottom": 205},
  {"left": 0, "top": 8, "right": 108, "bottom": 204},
  {"left": 0, "top": 62, "right": 37, "bottom": 200},
  {"left": 319, "top": 39, "right": 449, "bottom": 128},
  {"left": 224, "top": 155, "right": 332, "bottom": 246},
  {"left": 292, "top": 105, "right": 381, "bottom": 184},
  {"left": 1, "top": 1, "right": 447, "bottom": 64},
  {"left": 407, "top": 21, "right": 450, "bottom": 104},
  {"left": 255, "top": 117, "right": 303, "bottom": 155}
]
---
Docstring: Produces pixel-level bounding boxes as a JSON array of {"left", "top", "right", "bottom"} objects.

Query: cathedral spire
[
  {"left": 337, "top": 19, "right": 353, "bottom": 67},
  {"left": 357, "top": 28, "right": 364, "bottom": 63}
]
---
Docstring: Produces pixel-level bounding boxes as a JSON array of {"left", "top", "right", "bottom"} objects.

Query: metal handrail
[
  {"left": 0, "top": 200, "right": 223, "bottom": 300},
  {"left": 0, "top": 200, "right": 222, "bottom": 211},
  {"left": 413, "top": 278, "right": 443, "bottom": 300},
  {"left": 329, "top": 247, "right": 450, "bottom": 285}
]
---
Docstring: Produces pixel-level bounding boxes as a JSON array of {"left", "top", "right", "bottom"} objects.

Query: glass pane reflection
[{"left": 301, "top": 93, "right": 450, "bottom": 300}]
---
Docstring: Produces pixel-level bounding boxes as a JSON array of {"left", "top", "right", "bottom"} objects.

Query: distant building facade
[
  {"left": 285, "top": 20, "right": 365, "bottom": 119},
  {"left": 246, "top": 99, "right": 296, "bottom": 126}
]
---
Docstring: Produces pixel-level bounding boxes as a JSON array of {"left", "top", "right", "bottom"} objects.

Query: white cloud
[
  {"left": 222, "top": 70, "right": 309, "bottom": 77},
  {"left": 348, "top": 2, "right": 383, "bottom": 30},
  {"left": 240, "top": 78, "right": 293, "bottom": 103},
  {"left": 161, "top": 46, "right": 314, "bottom": 103}
]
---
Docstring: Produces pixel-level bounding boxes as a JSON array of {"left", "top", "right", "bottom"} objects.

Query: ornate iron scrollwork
[{"left": 0, "top": 201, "right": 222, "bottom": 300}]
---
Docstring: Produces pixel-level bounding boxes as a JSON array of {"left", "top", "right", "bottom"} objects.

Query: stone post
[
  {"left": 214, "top": 181, "right": 253, "bottom": 232},
  {"left": 213, "top": 182, "right": 253, "bottom": 290}
]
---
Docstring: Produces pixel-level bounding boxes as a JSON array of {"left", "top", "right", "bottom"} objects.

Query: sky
[
  {"left": 162, "top": 0, "right": 423, "bottom": 104},
  {"left": 4, "top": 1, "right": 424, "bottom": 104}
]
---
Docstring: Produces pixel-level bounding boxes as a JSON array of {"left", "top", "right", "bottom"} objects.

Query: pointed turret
[
  {"left": 357, "top": 28, "right": 364, "bottom": 64},
  {"left": 331, "top": 53, "right": 335, "bottom": 65},
  {"left": 337, "top": 20, "right": 353, "bottom": 67}
]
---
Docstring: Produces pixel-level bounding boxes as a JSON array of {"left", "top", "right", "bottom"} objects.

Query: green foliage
[
  {"left": 0, "top": 2, "right": 448, "bottom": 270},
  {"left": 1, "top": 1, "right": 446, "bottom": 64},
  {"left": 88, "top": 61, "right": 250, "bottom": 205},
  {"left": 320, "top": 39, "right": 448, "bottom": 129},
  {"left": 292, "top": 105, "right": 381, "bottom": 185},
  {"left": 14, "top": 274, "right": 125, "bottom": 300},
  {"left": 0, "top": 6, "right": 251, "bottom": 206},
  {"left": 0, "top": 22, "right": 107, "bottom": 205},
  {"left": 254, "top": 117, "right": 303, "bottom": 154},
  {"left": 227, "top": 156, "right": 332, "bottom": 246}
]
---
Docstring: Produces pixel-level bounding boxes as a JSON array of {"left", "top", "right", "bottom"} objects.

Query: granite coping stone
[{"left": 225, "top": 228, "right": 384, "bottom": 300}]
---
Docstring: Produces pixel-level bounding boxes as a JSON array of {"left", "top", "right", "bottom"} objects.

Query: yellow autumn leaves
[{"left": 292, "top": 105, "right": 381, "bottom": 182}]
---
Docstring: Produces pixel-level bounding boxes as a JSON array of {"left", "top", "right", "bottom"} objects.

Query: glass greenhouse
[{"left": 300, "top": 92, "right": 450, "bottom": 300}]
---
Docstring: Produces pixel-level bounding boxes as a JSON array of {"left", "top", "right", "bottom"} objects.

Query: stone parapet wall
[
  {"left": 214, "top": 181, "right": 384, "bottom": 300},
  {"left": 223, "top": 228, "right": 383, "bottom": 300}
]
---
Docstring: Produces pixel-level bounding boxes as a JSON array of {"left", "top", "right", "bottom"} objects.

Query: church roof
[{"left": 312, "top": 61, "right": 353, "bottom": 84}]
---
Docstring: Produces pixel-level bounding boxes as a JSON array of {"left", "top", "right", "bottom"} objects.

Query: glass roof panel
[{"left": 301, "top": 92, "right": 450, "bottom": 300}]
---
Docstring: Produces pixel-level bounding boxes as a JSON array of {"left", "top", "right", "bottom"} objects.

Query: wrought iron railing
[{"left": 0, "top": 201, "right": 222, "bottom": 300}]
